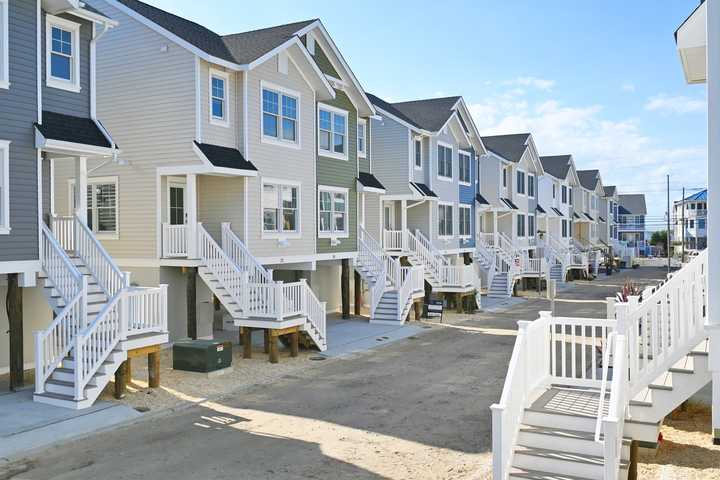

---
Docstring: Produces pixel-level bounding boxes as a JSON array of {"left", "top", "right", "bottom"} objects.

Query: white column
[
  {"left": 74, "top": 156, "right": 88, "bottom": 223},
  {"left": 493, "top": 210, "right": 498, "bottom": 246},
  {"left": 361, "top": 193, "right": 366, "bottom": 228},
  {"left": 186, "top": 174, "right": 198, "bottom": 258},
  {"left": 707, "top": 0, "right": 720, "bottom": 444},
  {"left": 401, "top": 199, "right": 407, "bottom": 250}
]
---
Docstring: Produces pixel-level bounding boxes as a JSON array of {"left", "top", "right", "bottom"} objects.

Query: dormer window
[
  {"left": 46, "top": 15, "right": 80, "bottom": 92},
  {"left": 0, "top": 0, "right": 8, "bottom": 89}
]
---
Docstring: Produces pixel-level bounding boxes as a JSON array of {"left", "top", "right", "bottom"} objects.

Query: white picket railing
[
  {"left": 303, "top": 284, "right": 327, "bottom": 350},
  {"left": 125, "top": 285, "right": 169, "bottom": 337},
  {"left": 71, "top": 215, "right": 128, "bottom": 297},
  {"left": 41, "top": 224, "right": 83, "bottom": 302},
  {"left": 383, "top": 229, "right": 404, "bottom": 251},
  {"left": 370, "top": 260, "right": 387, "bottom": 318},
  {"left": 221, "top": 223, "right": 273, "bottom": 284},
  {"left": 411, "top": 265, "right": 425, "bottom": 294},
  {"left": 51, "top": 216, "right": 75, "bottom": 252},
  {"left": 396, "top": 266, "right": 415, "bottom": 321},
  {"left": 415, "top": 229, "right": 451, "bottom": 266},
  {"left": 602, "top": 334, "right": 628, "bottom": 480},
  {"left": 197, "top": 223, "right": 247, "bottom": 309},
  {"left": 162, "top": 223, "right": 189, "bottom": 258}
]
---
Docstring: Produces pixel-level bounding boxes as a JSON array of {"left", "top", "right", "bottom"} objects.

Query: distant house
[
  {"left": 618, "top": 194, "right": 648, "bottom": 256},
  {"left": 673, "top": 189, "right": 707, "bottom": 250}
]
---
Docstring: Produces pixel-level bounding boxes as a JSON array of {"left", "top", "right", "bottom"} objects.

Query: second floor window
[
  {"left": 210, "top": 73, "right": 227, "bottom": 124},
  {"left": 516, "top": 214, "right": 526, "bottom": 237},
  {"left": 552, "top": 184, "right": 556, "bottom": 199},
  {"left": 459, "top": 205, "right": 471, "bottom": 237},
  {"left": 459, "top": 152, "right": 471, "bottom": 184},
  {"left": 415, "top": 139, "right": 422, "bottom": 168},
  {"left": 319, "top": 107, "right": 347, "bottom": 158},
  {"left": 569, "top": 188, "right": 573, "bottom": 205},
  {"left": 357, "top": 121, "right": 367, "bottom": 157},
  {"left": 562, "top": 219, "right": 568, "bottom": 238},
  {"left": 319, "top": 187, "right": 348, "bottom": 237},
  {"left": 438, "top": 204, "right": 453, "bottom": 237},
  {"left": 438, "top": 144, "right": 452, "bottom": 179},
  {"left": 528, "top": 214, "right": 535, "bottom": 236},
  {"left": 561, "top": 185, "right": 567, "bottom": 204},
  {"left": 528, "top": 175, "right": 535, "bottom": 197},
  {"left": 517, "top": 171, "right": 525, "bottom": 195},
  {"left": 46, "top": 16, "right": 80, "bottom": 92},
  {"left": 263, "top": 88, "right": 298, "bottom": 143},
  {"left": 263, "top": 182, "right": 298, "bottom": 234}
]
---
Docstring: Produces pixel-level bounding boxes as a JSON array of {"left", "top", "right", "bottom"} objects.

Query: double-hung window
[
  {"left": 210, "top": 70, "right": 229, "bottom": 126},
  {"left": 528, "top": 175, "right": 535, "bottom": 198},
  {"left": 516, "top": 214, "right": 526, "bottom": 237},
  {"left": 0, "top": 140, "right": 9, "bottom": 233},
  {"left": 562, "top": 219, "right": 568, "bottom": 238},
  {"left": 71, "top": 177, "right": 119, "bottom": 237},
  {"left": 318, "top": 105, "right": 347, "bottom": 159},
  {"left": 438, "top": 203, "right": 453, "bottom": 237},
  {"left": 0, "top": 0, "right": 8, "bottom": 89},
  {"left": 528, "top": 214, "right": 535, "bottom": 237},
  {"left": 437, "top": 144, "right": 452, "bottom": 179},
  {"left": 46, "top": 15, "right": 80, "bottom": 92},
  {"left": 262, "top": 181, "right": 299, "bottom": 235},
  {"left": 459, "top": 205, "right": 471, "bottom": 238},
  {"left": 357, "top": 120, "right": 367, "bottom": 158},
  {"left": 459, "top": 152, "right": 471, "bottom": 184},
  {"left": 516, "top": 171, "right": 526, "bottom": 195},
  {"left": 561, "top": 185, "right": 567, "bottom": 204},
  {"left": 569, "top": 187, "right": 573, "bottom": 205},
  {"left": 502, "top": 168, "right": 507, "bottom": 188},
  {"left": 552, "top": 184, "right": 556, "bottom": 199},
  {"left": 414, "top": 139, "right": 422, "bottom": 169},
  {"left": 262, "top": 85, "right": 299, "bottom": 145},
  {"left": 318, "top": 187, "right": 348, "bottom": 238}
]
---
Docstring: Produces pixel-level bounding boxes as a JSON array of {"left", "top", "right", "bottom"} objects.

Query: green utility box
[{"left": 172, "top": 339, "right": 232, "bottom": 373}]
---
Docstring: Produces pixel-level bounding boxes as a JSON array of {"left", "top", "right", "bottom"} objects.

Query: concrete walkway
[{"left": 322, "top": 315, "right": 426, "bottom": 358}]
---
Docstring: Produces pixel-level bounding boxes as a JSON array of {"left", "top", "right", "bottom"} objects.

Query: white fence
[{"left": 162, "top": 223, "right": 189, "bottom": 258}]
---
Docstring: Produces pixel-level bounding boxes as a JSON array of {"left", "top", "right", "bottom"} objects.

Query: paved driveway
[{"left": 1, "top": 268, "right": 664, "bottom": 480}]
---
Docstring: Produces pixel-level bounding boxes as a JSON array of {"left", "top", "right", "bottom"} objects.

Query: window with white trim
[
  {"left": 528, "top": 175, "right": 535, "bottom": 198},
  {"left": 71, "top": 178, "right": 119, "bottom": 236},
  {"left": 502, "top": 167, "right": 507, "bottom": 188},
  {"left": 0, "top": 140, "right": 9, "bottom": 233},
  {"left": 562, "top": 219, "right": 568, "bottom": 238},
  {"left": 528, "top": 214, "right": 535, "bottom": 237},
  {"left": 561, "top": 185, "right": 567, "bottom": 204},
  {"left": 0, "top": 0, "right": 8, "bottom": 89},
  {"left": 459, "top": 152, "right": 471, "bottom": 184},
  {"left": 516, "top": 170, "right": 526, "bottom": 195},
  {"left": 46, "top": 15, "right": 80, "bottom": 92},
  {"left": 357, "top": 120, "right": 367, "bottom": 157},
  {"left": 516, "top": 214, "right": 526, "bottom": 237},
  {"left": 210, "top": 70, "right": 228, "bottom": 125},
  {"left": 438, "top": 203, "right": 453, "bottom": 237},
  {"left": 263, "top": 87, "right": 298, "bottom": 144},
  {"left": 318, "top": 105, "right": 347, "bottom": 159},
  {"left": 459, "top": 205, "right": 471, "bottom": 238},
  {"left": 414, "top": 139, "right": 422, "bottom": 169},
  {"left": 437, "top": 144, "right": 452, "bottom": 179},
  {"left": 552, "top": 183, "right": 556, "bottom": 199},
  {"left": 262, "top": 182, "right": 298, "bottom": 234},
  {"left": 318, "top": 187, "right": 348, "bottom": 237}
]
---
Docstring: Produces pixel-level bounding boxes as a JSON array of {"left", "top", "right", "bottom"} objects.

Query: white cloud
[
  {"left": 621, "top": 83, "right": 636, "bottom": 92},
  {"left": 644, "top": 94, "right": 706, "bottom": 114},
  {"left": 503, "top": 76, "right": 555, "bottom": 91}
]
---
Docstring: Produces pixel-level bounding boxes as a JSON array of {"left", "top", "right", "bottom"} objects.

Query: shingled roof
[
  {"left": 222, "top": 20, "right": 318, "bottom": 64},
  {"left": 365, "top": 93, "right": 423, "bottom": 130},
  {"left": 577, "top": 169, "right": 600, "bottom": 191},
  {"left": 389, "top": 96, "right": 461, "bottom": 132},
  {"left": 619, "top": 194, "right": 647, "bottom": 215},
  {"left": 539, "top": 155, "right": 572, "bottom": 180},
  {"left": 481, "top": 134, "right": 531, "bottom": 163},
  {"left": 604, "top": 185, "right": 617, "bottom": 197}
]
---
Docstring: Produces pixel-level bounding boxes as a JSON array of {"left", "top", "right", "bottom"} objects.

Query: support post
[
  {"left": 354, "top": 270, "right": 362, "bottom": 316},
  {"left": 74, "top": 157, "right": 88, "bottom": 224},
  {"left": 114, "top": 360, "right": 128, "bottom": 399},
  {"left": 290, "top": 331, "right": 299, "bottom": 358},
  {"left": 186, "top": 174, "right": 198, "bottom": 258},
  {"left": 7, "top": 273, "right": 24, "bottom": 390},
  {"left": 242, "top": 327, "right": 252, "bottom": 359},
  {"left": 186, "top": 267, "right": 197, "bottom": 340},
  {"left": 264, "top": 329, "right": 270, "bottom": 354},
  {"left": 148, "top": 351, "right": 160, "bottom": 388},
  {"left": 341, "top": 258, "right": 350, "bottom": 319},
  {"left": 268, "top": 331, "right": 279, "bottom": 364}
]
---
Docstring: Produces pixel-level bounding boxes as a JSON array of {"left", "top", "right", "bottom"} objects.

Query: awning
[
  {"left": 410, "top": 182, "right": 438, "bottom": 198},
  {"left": 475, "top": 193, "right": 490, "bottom": 206},
  {"left": 598, "top": 215, "right": 606, "bottom": 223},
  {"left": 357, "top": 172, "right": 386, "bottom": 193},
  {"left": 501, "top": 197, "right": 519, "bottom": 210},
  {"left": 536, "top": 204, "right": 546, "bottom": 214},
  {"left": 573, "top": 212, "right": 581, "bottom": 219},
  {"left": 584, "top": 213, "right": 595, "bottom": 221},
  {"left": 551, "top": 207, "right": 564, "bottom": 217},
  {"left": 35, "top": 111, "right": 119, "bottom": 157},
  {"left": 193, "top": 141, "right": 258, "bottom": 175}
]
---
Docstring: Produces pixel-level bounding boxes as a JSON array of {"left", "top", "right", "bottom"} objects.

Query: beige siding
[
  {"left": 199, "top": 59, "right": 239, "bottom": 148},
  {"left": 197, "top": 175, "right": 245, "bottom": 240},
  {"left": 245, "top": 55, "right": 317, "bottom": 260}
]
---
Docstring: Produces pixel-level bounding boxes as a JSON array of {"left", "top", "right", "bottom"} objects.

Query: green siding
[
  {"left": 313, "top": 44, "right": 340, "bottom": 79},
  {"left": 317, "top": 89, "right": 358, "bottom": 254},
  {"left": 359, "top": 118, "right": 370, "bottom": 173}
]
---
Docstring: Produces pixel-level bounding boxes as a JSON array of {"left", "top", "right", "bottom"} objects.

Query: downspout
[{"left": 90, "top": 21, "right": 118, "bottom": 161}]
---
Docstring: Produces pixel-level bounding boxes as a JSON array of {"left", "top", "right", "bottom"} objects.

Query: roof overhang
[
  {"left": 523, "top": 135, "right": 545, "bottom": 176},
  {"left": 453, "top": 98, "right": 486, "bottom": 155},
  {"left": 443, "top": 113, "right": 473, "bottom": 150},
  {"left": 372, "top": 105, "right": 429, "bottom": 136},
  {"left": 357, "top": 172, "right": 386, "bottom": 194},
  {"left": 676, "top": 1, "right": 707, "bottom": 84},
  {"left": 191, "top": 142, "right": 258, "bottom": 177},
  {"left": 35, "top": 129, "right": 119, "bottom": 158}
]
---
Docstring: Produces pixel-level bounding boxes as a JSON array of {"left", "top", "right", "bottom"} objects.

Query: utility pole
[
  {"left": 667, "top": 174, "right": 671, "bottom": 274},
  {"left": 681, "top": 187, "right": 686, "bottom": 263}
]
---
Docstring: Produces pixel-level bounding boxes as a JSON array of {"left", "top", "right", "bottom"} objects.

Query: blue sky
[{"left": 144, "top": 0, "right": 707, "bottom": 229}]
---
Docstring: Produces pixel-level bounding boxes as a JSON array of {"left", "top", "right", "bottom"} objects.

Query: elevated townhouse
[
  {"left": 673, "top": 189, "right": 707, "bottom": 251},
  {"left": 1, "top": 0, "right": 167, "bottom": 410},
  {"left": 537, "top": 154, "right": 589, "bottom": 282},
  {"left": 366, "top": 93, "right": 484, "bottom": 308},
  {"left": 618, "top": 193, "right": 648, "bottom": 257},
  {"left": 476, "top": 134, "right": 546, "bottom": 296},
  {"left": 575, "top": 169, "right": 606, "bottom": 272},
  {"left": 602, "top": 184, "right": 636, "bottom": 265}
]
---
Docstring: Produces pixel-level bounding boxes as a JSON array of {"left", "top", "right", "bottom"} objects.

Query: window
[
  {"left": 569, "top": 188, "right": 573, "bottom": 205},
  {"left": 438, "top": 203, "right": 453, "bottom": 237},
  {"left": 0, "top": 140, "right": 8, "bottom": 233},
  {"left": 516, "top": 171, "right": 526, "bottom": 195},
  {"left": 699, "top": 219, "right": 706, "bottom": 229},
  {"left": 690, "top": 220, "right": 695, "bottom": 229},
  {"left": 262, "top": 181, "right": 299, "bottom": 235},
  {"left": 459, "top": 205, "right": 471, "bottom": 238},
  {"left": 46, "top": 15, "right": 80, "bottom": 92},
  {"left": 0, "top": 0, "right": 8, "bottom": 89},
  {"left": 210, "top": 70, "right": 229, "bottom": 126},
  {"left": 414, "top": 139, "right": 422, "bottom": 169},
  {"left": 516, "top": 214, "right": 526, "bottom": 237},
  {"left": 437, "top": 144, "right": 452, "bottom": 179},
  {"left": 357, "top": 120, "right": 367, "bottom": 157},
  {"left": 502, "top": 167, "right": 507, "bottom": 188},
  {"left": 318, "top": 105, "right": 347, "bottom": 159},
  {"left": 562, "top": 219, "right": 568, "bottom": 238},
  {"left": 561, "top": 185, "right": 567, "bottom": 204},
  {"left": 552, "top": 184, "right": 556, "bottom": 199},
  {"left": 262, "top": 85, "right": 299, "bottom": 145},
  {"left": 318, "top": 187, "right": 348, "bottom": 238},
  {"left": 458, "top": 152, "right": 471, "bottom": 184},
  {"left": 528, "top": 175, "right": 535, "bottom": 198},
  {"left": 528, "top": 214, "right": 535, "bottom": 237},
  {"left": 70, "top": 177, "right": 119, "bottom": 236},
  {"left": 691, "top": 203, "right": 696, "bottom": 210}
]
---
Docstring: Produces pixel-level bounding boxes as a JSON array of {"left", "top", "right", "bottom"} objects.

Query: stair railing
[
  {"left": 415, "top": 229, "right": 450, "bottom": 265},
  {"left": 71, "top": 215, "right": 128, "bottom": 297},
  {"left": 221, "top": 223, "right": 273, "bottom": 284},
  {"left": 360, "top": 226, "right": 401, "bottom": 289},
  {"left": 197, "top": 223, "right": 248, "bottom": 313},
  {"left": 370, "top": 260, "right": 388, "bottom": 318},
  {"left": 302, "top": 281, "right": 327, "bottom": 351},
  {"left": 397, "top": 266, "right": 415, "bottom": 321}
]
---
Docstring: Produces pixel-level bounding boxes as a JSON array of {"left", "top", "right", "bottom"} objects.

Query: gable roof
[
  {"left": 222, "top": 20, "right": 318, "bottom": 65},
  {"left": 36, "top": 111, "right": 113, "bottom": 148},
  {"left": 680, "top": 189, "right": 707, "bottom": 202},
  {"left": 540, "top": 155, "right": 572, "bottom": 180},
  {"left": 618, "top": 194, "right": 647, "bottom": 215},
  {"left": 577, "top": 169, "right": 600, "bottom": 191},
  {"left": 604, "top": 185, "right": 617, "bottom": 197},
  {"left": 389, "top": 96, "right": 462, "bottom": 132},
  {"left": 481, "top": 134, "right": 531, "bottom": 163},
  {"left": 365, "top": 93, "right": 423, "bottom": 130}
]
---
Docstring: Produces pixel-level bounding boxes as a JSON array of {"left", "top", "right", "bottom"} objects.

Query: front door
[
  {"left": 168, "top": 182, "right": 186, "bottom": 225},
  {"left": 383, "top": 204, "right": 394, "bottom": 230}
]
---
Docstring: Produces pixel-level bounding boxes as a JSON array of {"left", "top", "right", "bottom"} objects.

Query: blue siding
[
  {"left": 0, "top": 0, "right": 39, "bottom": 264},
  {"left": 459, "top": 147, "right": 476, "bottom": 248}
]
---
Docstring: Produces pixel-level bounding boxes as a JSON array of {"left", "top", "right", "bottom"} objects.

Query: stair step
[
  {"left": 513, "top": 445, "right": 628, "bottom": 479},
  {"left": 509, "top": 467, "right": 595, "bottom": 480}
]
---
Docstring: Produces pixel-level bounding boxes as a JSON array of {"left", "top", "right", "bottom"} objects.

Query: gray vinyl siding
[
  {"left": 407, "top": 200, "right": 430, "bottom": 238},
  {"left": 41, "top": 12, "right": 91, "bottom": 118},
  {"left": 53, "top": 0, "right": 198, "bottom": 260},
  {"left": 358, "top": 117, "right": 370, "bottom": 173},
  {"left": 0, "top": 0, "right": 39, "bottom": 264},
  {"left": 412, "top": 136, "right": 429, "bottom": 185},
  {"left": 480, "top": 154, "right": 501, "bottom": 208},
  {"left": 317, "top": 89, "right": 357, "bottom": 254},
  {"left": 369, "top": 115, "right": 411, "bottom": 195}
]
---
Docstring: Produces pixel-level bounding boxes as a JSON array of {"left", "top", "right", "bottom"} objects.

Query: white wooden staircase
[
  {"left": 33, "top": 216, "right": 168, "bottom": 409},
  {"left": 492, "top": 251, "right": 710, "bottom": 480},
  {"left": 200, "top": 223, "right": 327, "bottom": 351},
  {"left": 474, "top": 232, "right": 520, "bottom": 298}
]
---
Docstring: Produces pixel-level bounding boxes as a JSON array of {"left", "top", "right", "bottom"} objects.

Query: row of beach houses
[{"left": 0, "top": 0, "right": 645, "bottom": 409}]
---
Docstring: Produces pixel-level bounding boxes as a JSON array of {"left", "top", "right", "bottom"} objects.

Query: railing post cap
[{"left": 538, "top": 311, "right": 552, "bottom": 318}]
